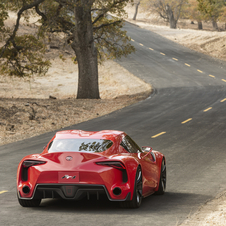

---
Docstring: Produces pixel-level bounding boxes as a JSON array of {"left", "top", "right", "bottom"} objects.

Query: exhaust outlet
[
  {"left": 22, "top": 185, "right": 30, "bottom": 194},
  {"left": 113, "top": 187, "right": 121, "bottom": 196}
]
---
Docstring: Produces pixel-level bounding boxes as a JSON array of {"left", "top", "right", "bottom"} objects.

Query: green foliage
[
  {"left": 93, "top": 16, "right": 135, "bottom": 61},
  {"left": 95, "top": 22, "right": 135, "bottom": 61},
  {"left": 187, "top": 0, "right": 204, "bottom": 21},
  {"left": 0, "top": 3, "right": 8, "bottom": 32},
  {"left": 0, "top": 35, "right": 50, "bottom": 77},
  {"left": 92, "top": 0, "right": 135, "bottom": 60},
  {"left": 37, "top": 0, "right": 74, "bottom": 34},
  {"left": 197, "top": 0, "right": 225, "bottom": 21},
  {"left": 0, "top": 0, "right": 134, "bottom": 78}
]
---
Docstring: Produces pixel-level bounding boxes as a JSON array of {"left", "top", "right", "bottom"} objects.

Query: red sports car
[{"left": 17, "top": 130, "right": 166, "bottom": 208}]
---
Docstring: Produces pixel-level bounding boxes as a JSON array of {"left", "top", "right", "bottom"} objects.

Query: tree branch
[
  {"left": 67, "top": 35, "right": 74, "bottom": 43},
  {"left": 0, "top": 0, "right": 45, "bottom": 58},
  {"left": 54, "top": 0, "right": 75, "bottom": 9},
  {"left": 56, "top": 4, "right": 63, "bottom": 17},
  {"left": 159, "top": 12, "right": 168, "bottom": 20},
  {"left": 93, "top": 20, "right": 122, "bottom": 30},
  {"left": 35, "top": 4, "right": 47, "bottom": 21},
  {"left": 92, "top": 0, "right": 126, "bottom": 25}
]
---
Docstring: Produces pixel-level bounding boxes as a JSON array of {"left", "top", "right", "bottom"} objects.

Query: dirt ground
[
  {"left": 0, "top": 58, "right": 151, "bottom": 145},
  {"left": 125, "top": 5, "right": 226, "bottom": 226}
]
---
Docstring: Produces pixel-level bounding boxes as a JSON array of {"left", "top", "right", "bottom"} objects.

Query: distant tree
[
  {"left": 219, "top": 6, "right": 226, "bottom": 29},
  {"left": 0, "top": 0, "right": 135, "bottom": 99},
  {"left": 188, "top": 0, "right": 204, "bottom": 29},
  {"left": 133, "top": 0, "right": 140, "bottom": 20},
  {"left": 145, "top": 0, "right": 188, "bottom": 28},
  {"left": 197, "top": 0, "right": 225, "bottom": 30}
]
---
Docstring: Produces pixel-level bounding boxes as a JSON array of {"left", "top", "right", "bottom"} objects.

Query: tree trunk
[
  {"left": 133, "top": 1, "right": 140, "bottom": 20},
  {"left": 169, "top": 18, "right": 177, "bottom": 29},
  {"left": 212, "top": 19, "right": 218, "bottom": 30},
  {"left": 166, "top": 4, "right": 177, "bottom": 29},
  {"left": 72, "top": 1, "right": 100, "bottom": 99},
  {"left": 198, "top": 21, "right": 203, "bottom": 30}
]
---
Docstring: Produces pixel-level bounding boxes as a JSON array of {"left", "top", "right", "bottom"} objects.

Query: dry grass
[
  {"left": 0, "top": 59, "right": 151, "bottom": 99},
  {"left": 0, "top": 56, "right": 152, "bottom": 146},
  {"left": 0, "top": 91, "right": 151, "bottom": 145}
]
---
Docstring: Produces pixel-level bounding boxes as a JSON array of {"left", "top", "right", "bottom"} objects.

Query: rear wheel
[
  {"left": 120, "top": 167, "right": 142, "bottom": 208},
  {"left": 155, "top": 158, "right": 166, "bottom": 195},
  {"left": 17, "top": 194, "right": 41, "bottom": 207}
]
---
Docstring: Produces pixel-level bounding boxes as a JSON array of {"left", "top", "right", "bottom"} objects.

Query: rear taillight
[
  {"left": 21, "top": 160, "right": 46, "bottom": 181},
  {"left": 95, "top": 161, "right": 126, "bottom": 170},
  {"left": 96, "top": 161, "right": 128, "bottom": 183},
  {"left": 22, "top": 160, "right": 46, "bottom": 168}
]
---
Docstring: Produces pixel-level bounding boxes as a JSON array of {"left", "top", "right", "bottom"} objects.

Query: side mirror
[{"left": 142, "top": 146, "right": 152, "bottom": 152}]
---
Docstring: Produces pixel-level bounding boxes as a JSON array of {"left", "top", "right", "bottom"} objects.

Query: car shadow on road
[{"left": 36, "top": 191, "right": 211, "bottom": 214}]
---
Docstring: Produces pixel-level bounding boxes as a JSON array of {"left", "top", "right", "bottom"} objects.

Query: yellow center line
[
  {"left": 197, "top": 69, "right": 203, "bottom": 73},
  {"left": 139, "top": 43, "right": 143, "bottom": 46},
  {"left": 160, "top": 52, "right": 165, "bottom": 55},
  {"left": 222, "top": 79, "right": 226, "bottom": 82},
  {"left": 0, "top": 190, "right": 8, "bottom": 195},
  {"left": 181, "top": 118, "right": 192, "bottom": 124},
  {"left": 149, "top": 47, "right": 153, "bottom": 51},
  {"left": 185, "top": 63, "right": 190, "bottom": 67},
  {"left": 172, "top": 58, "right": 178, "bottom": 61},
  {"left": 204, "top": 107, "right": 212, "bottom": 112},
  {"left": 220, "top": 98, "right": 226, "bottom": 102},
  {"left": 209, "top": 75, "right": 215, "bottom": 78},
  {"left": 131, "top": 39, "right": 134, "bottom": 42},
  {"left": 151, "top": 132, "right": 166, "bottom": 138}
]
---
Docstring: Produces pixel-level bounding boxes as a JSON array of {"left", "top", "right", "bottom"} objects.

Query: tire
[
  {"left": 155, "top": 158, "right": 166, "bottom": 195},
  {"left": 17, "top": 194, "right": 41, "bottom": 207},
  {"left": 120, "top": 166, "right": 142, "bottom": 208}
]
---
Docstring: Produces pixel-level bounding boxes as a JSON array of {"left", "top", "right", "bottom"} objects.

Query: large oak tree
[{"left": 0, "top": 0, "right": 135, "bottom": 99}]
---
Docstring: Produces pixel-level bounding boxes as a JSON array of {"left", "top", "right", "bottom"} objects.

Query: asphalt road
[{"left": 1, "top": 22, "right": 226, "bottom": 226}]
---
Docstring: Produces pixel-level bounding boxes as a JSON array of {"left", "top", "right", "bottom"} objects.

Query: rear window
[{"left": 48, "top": 138, "right": 113, "bottom": 153}]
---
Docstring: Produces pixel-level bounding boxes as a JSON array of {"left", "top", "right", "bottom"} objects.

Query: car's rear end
[
  {"left": 17, "top": 131, "right": 135, "bottom": 206},
  {"left": 17, "top": 153, "right": 134, "bottom": 205}
]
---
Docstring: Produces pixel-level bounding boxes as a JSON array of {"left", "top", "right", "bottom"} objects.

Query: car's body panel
[{"left": 17, "top": 130, "right": 165, "bottom": 207}]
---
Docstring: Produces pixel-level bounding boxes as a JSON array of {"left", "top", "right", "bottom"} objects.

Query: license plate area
[{"left": 58, "top": 172, "right": 79, "bottom": 183}]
